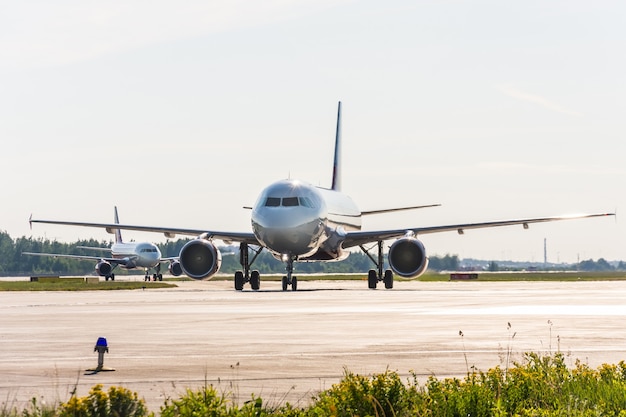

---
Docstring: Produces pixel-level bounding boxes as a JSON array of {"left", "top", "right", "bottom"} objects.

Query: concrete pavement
[{"left": 2, "top": 278, "right": 626, "bottom": 412}]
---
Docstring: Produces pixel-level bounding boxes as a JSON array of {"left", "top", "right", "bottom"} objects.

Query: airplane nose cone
[
  {"left": 258, "top": 228, "right": 319, "bottom": 255},
  {"left": 149, "top": 249, "right": 162, "bottom": 264},
  {"left": 252, "top": 213, "right": 325, "bottom": 256}
]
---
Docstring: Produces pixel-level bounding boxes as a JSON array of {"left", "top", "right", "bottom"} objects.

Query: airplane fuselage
[
  {"left": 110, "top": 241, "right": 162, "bottom": 269},
  {"left": 251, "top": 179, "right": 361, "bottom": 262}
]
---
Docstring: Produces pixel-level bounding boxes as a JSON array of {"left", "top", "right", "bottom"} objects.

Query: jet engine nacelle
[
  {"left": 168, "top": 260, "right": 183, "bottom": 276},
  {"left": 95, "top": 260, "right": 113, "bottom": 277},
  {"left": 387, "top": 237, "right": 428, "bottom": 278},
  {"left": 179, "top": 239, "right": 222, "bottom": 280}
]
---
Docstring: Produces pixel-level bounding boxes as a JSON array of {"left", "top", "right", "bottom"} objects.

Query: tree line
[
  {"left": 0, "top": 231, "right": 459, "bottom": 276},
  {"left": 0, "top": 230, "right": 620, "bottom": 276}
]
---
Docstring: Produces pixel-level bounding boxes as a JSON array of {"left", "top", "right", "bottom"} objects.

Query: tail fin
[
  {"left": 331, "top": 101, "right": 342, "bottom": 191},
  {"left": 113, "top": 206, "right": 123, "bottom": 244}
]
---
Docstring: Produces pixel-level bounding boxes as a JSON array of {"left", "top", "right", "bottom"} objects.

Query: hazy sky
[{"left": 1, "top": 0, "right": 623, "bottom": 263}]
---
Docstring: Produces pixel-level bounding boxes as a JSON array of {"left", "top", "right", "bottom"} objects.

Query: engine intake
[
  {"left": 168, "top": 260, "right": 183, "bottom": 276},
  {"left": 387, "top": 237, "right": 428, "bottom": 278},
  {"left": 95, "top": 260, "right": 113, "bottom": 277},
  {"left": 179, "top": 239, "right": 222, "bottom": 280}
]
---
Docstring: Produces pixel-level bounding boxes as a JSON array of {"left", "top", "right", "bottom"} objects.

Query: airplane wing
[
  {"left": 361, "top": 203, "right": 441, "bottom": 216},
  {"left": 342, "top": 212, "right": 615, "bottom": 249},
  {"left": 29, "top": 217, "right": 260, "bottom": 245},
  {"left": 22, "top": 251, "right": 135, "bottom": 266},
  {"left": 76, "top": 246, "right": 110, "bottom": 254},
  {"left": 160, "top": 256, "right": 179, "bottom": 262}
]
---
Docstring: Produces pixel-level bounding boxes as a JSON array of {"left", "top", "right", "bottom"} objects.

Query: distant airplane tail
[
  {"left": 113, "top": 206, "right": 123, "bottom": 244},
  {"left": 331, "top": 101, "right": 342, "bottom": 191}
]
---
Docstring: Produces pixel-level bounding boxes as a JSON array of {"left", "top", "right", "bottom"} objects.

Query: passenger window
[
  {"left": 265, "top": 197, "right": 281, "bottom": 207},
  {"left": 282, "top": 197, "right": 299, "bottom": 207}
]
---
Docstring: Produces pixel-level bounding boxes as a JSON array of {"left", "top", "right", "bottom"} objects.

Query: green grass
[
  {"left": 0, "top": 280, "right": 176, "bottom": 291},
  {"left": 418, "top": 270, "right": 626, "bottom": 282},
  {"left": 2, "top": 271, "right": 626, "bottom": 291},
  {"left": 5, "top": 352, "right": 626, "bottom": 416}
]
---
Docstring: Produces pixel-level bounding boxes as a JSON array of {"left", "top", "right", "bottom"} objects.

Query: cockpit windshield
[
  {"left": 265, "top": 197, "right": 281, "bottom": 207},
  {"left": 264, "top": 196, "right": 315, "bottom": 208},
  {"left": 282, "top": 197, "right": 298, "bottom": 207}
]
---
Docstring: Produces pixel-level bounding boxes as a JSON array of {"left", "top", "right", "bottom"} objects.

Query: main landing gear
[
  {"left": 144, "top": 264, "right": 163, "bottom": 281},
  {"left": 234, "top": 243, "right": 263, "bottom": 291},
  {"left": 360, "top": 240, "right": 394, "bottom": 290},
  {"left": 103, "top": 264, "right": 117, "bottom": 281}
]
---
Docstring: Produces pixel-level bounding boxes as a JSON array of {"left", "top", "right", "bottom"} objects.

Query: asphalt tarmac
[{"left": 2, "top": 278, "right": 626, "bottom": 412}]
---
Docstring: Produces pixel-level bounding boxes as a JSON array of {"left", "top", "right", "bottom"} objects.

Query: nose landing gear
[{"left": 281, "top": 255, "right": 298, "bottom": 291}]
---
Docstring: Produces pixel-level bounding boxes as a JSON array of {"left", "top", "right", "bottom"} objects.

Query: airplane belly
[
  {"left": 299, "top": 246, "right": 348, "bottom": 261},
  {"left": 118, "top": 259, "right": 137, "bottom": 269},
  {"left": 299, "top": 226, "right": 349, "bottom": 261},
  {"left": 136, "top": 258, "right": 159, "bottom": 268}
]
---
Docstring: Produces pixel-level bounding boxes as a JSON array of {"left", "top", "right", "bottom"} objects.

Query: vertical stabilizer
[
  {"left": 113, "top": 206, "right": 123, "bottom": 244},
  {"left": 331, "top": 101, "right": 342, "bottom": 191}
]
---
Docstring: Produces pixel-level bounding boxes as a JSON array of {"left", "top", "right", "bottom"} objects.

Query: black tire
[
  {"left": 251, "top": 270, "right": 260, "bottom": 290},
  {"left": 368, "top": 270, "right": 377, "bottom": 289},
  {"left": 234, "top": 271, "right": 244, "bottom": 291},
  {"left": 111, "top": 274, "right": 115, "bottom": 281},
  {"left": 292, "top": 276, "right": 298, "bottom": 291},
  {"left": 282, "top": 276, "right": 288, "bottom": 291},
  {"left": 384, "top": 269, "right": 393, "bottom": 289},
  {"left": 158, "top": 274, "right": 163, "bottom": 281}
]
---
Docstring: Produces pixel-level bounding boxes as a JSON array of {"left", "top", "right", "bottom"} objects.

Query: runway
[{"left": 2, "top": 279, "right": 626, "bottom": 412}]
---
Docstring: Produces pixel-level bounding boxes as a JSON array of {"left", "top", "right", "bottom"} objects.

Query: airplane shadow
[
  {"left": 84, "top": 368, "right": 115, "bottom": 375},
  {"left": 238, "top": 287, "right": 423, "bottom": 293}
]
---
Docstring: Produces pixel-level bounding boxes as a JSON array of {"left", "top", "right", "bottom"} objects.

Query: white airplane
[
  {"left": 30, "top": 102, "right": 615, "bottom": 291},
  {"left": 25, "top": 207, "right": 182, "bottom": 281}
]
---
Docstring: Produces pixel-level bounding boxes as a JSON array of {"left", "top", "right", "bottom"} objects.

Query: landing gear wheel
[
  {"left": 152, "top": 273, "right": 157, "bottom": 281},
  {"left": 282, "top": 256, "right": 298, "bottom": 291},
  {"left": 110, "top": 274, "right": 115, "bottom": 281},
  {"left": 144, "top": 275, "right": 149, "bottom": 281},
  {"left": 384, "top": 269, "right": 393, "bottom": 289},
  {"left": 158, "top": 274, "right": 163, "bottom": 281},
  {"left": 368, "top": 270, "right": 377, "bottom": 289},
  {"left": 250, "top": 270, "right": 260, "bottom": 290},
  {"left": 234, "top": 271, "right": 244, "bottom": 291}
]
